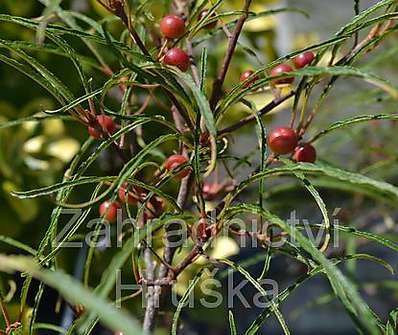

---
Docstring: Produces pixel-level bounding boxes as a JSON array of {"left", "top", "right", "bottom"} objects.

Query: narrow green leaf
[
  {"left": 0, "top": 39, "right": 74, "bottom": 102},
  {"left": 174, "top": 71, "right": 217, "bottom": 136},
  {"left": 336, "top": 0, "right": 396, "bottom": 35},
  {"left": 219, "top": 258, "right": 291, "bottom": 335},
  {"left": 335, "top": 225, "right": 398, "bottom": 252},
  {"left": 11, "top": 176, "right": 180, "bottom": 212},
  {"left": 44, "top": 88, "right": 103, "bottom": 114},
  {"left": 11, "top": 176, "right": 114, "bottom": 199},
  {"left": 0, "top": 255, "right": 143, "bottom": 335},
  {"left": 218, "top": 66, "right": 398, "bottom": 119},
  {"left": 0, "top": 236, "right": 36, "bottom": 255},
  {"left": 171, "top": 269, "right": 204, "bottom": 335},
  {"left": 199, "top": 48, "right": 208, "bottom": 93},
  {"left": 386, "top": 307, "right": 398, "bottom": 335},
  {"left": 233, "top": 162, "right": 398, "bottom": 205},
  {"left": 245, "top": 253, "right": 389, "bottom": 334},
  {"left": 310, "top": 113, "right": 398, "bottom": 142},
  {"left": 226, "top": 205, "right": 382, "bottom": 335},
  {"left": 228, "top": 310, "right": 237, "bottom": 335},
  {"left": 0, "top": 15, "right": 148, "bottom": 60},
  {"left": 0, "top": 114, "right": 73, "bottom": 129},
  {"left": 0, "top": 52, "right": 66, "bottom": 104},
  {"left": 280, "top": 159, "right": 330, "bottom": 252}
]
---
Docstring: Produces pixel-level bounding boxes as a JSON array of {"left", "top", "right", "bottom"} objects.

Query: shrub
[{"left": 0, "top": 1, "right": 398, "bottom": 334}]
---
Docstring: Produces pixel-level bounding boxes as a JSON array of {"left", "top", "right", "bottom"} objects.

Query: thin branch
[
  {"left": 142, "top": 248, "right": 158, "bottom": 334},
  {"left": 142, "top": 1, "right": 193, "bottom": 329},
  {"left": 352, "top": 0, "right": 361, "bottom": 49},
  {"left": 142, "top": 240, "right": 174, "bottom": 271},
  {"left": 209, "top": 0, "right": 253, "bottom": 109},
  {"left": 218, "top": 91, "right": 295, "bottom": 135},
  {"left": 0, "top": 301, "right": 10, "bottom": 329},
  {"left": 142, "top": 174, "right": 193, "bottom": 331},
  {"left": 171, "top": 244, "right": 202, "bottom": 276},
  {"left": 97, "top": 0, "right": 151, "bottom": 57},
  {"left": 161, "top": 173, "right": 192, "bottom": 270},
  {"left": 186, "top": 41, "right": 201, "bottom": 87}
]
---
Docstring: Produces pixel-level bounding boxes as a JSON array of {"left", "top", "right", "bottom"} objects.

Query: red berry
[
  {"left": 160, "top": 15, "right": 185, "bottom": 39},
  {"left": 199, "top": 131, "right": 210, "bottom": 146},
  {"left": 293, "top": 51, "right": 315, "bottom": 69},
  {"left": 270, "top": 63, "right": 294, "bottom": 85},
  {"left": 88, "top": 115, "right": 116, "bottom": 139},
  {"left": 146, "top": 196, "right": 165, "bottom": 219},
  {"left": 99, "top": 200, "right": 120, "bottom": 223},
  {"left": 164, "top": 154, "right": 190, "bottom": 179},
  {"left": 193, "top": 218, "right": 212, "bottom": 243},
  {"left": 293, "top": 143, "right": 316, "bottom": 163},
  {"left": 118, "top": 183, "right": 139, "bottom": 206},
  {"left": 267, "top": 127, "right": 298, "bottom": 154},
  {"left": 88, "top": 126, "right": 101, "bottom": 139},
  {"left": 240, "top": 70, "right": 259, "bottom": 88},
  {"left": 163, "top": 48, "right": 190, "bottom": 72},
  {"left": 198, "top": 10, "right": 217, "bottom": 29}
]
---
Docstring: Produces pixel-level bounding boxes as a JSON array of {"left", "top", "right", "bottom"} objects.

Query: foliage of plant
[{"left": 0, "top": 0, "right": 398, "bottom": 335}]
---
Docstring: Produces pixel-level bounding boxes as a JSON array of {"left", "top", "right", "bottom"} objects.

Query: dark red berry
[
  {"left": 163, "top": 48, "right": 190, "bottom": 72},
  {"left": 240, "top": 70, "right": 259, "bottom": 88},
  {"left": 160, "top": 15, "right": 185, "bottom": 39},
  {"left": 198, "top": 10, "right": 217, "bottom": 29},
  {"left": 293, "top": 143, "right": 316, "bottom": 163},
  {"left": 270, "top": 63, "right": 294, "bottom": 85},
  {"left": 99, "top": 200, "right": 120, "bottom": 223},
  {"left": 88, "top": 115, "right": 116, "bottom": 139},
  {"left": 88, "top": 126, "right": 101, "bottom": 139},
  {"left": 293, "top": 51, "right": 315, "bottom": 69},
  {"left": 118, "top": 183, "right": 139, "bottom": 206},
  {"left": 164, "top": 154, "right": 190, "bottom": 179},
  {"left": 193, "top": 218, "right": 212, "bottom": 243},
  {"left": 146, "top": 196, "right": 165, "bottom": 219},
  {"left": 199, "top": 131, "right": 210, "bottom": 146},
  {"left": 267, "top": 127, "right": 298, "bottom": 154}
]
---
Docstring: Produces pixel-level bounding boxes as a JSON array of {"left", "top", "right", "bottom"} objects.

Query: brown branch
[
  {"left": 161, "top": 173, "right": 192, "bottom": 269},
  {"left": 142, "top": 248, "right": 158, "bottom": 334},
  {"left": 142, "top": 240, "right": 174, "bottom": 271},
  {"left": 186, "top": 41, "right": 201, "bottom": 87},
  {"left": 209, "top": 0, "right": 253, "bottom": 110},
  {"left": 172, "top": 244, "right": 202, "bottom": 276},
  {"left": 218, "top": 91, "right": 295, "bottom": 135},
  {"left": 140, "top": 0, "right": 199, "bottom": 331},
  {"left": 141, "top": 174, "right": 193, "bottom": 333},
  {"left": 0, "top": 301, "right": 10, "bottom": 329},
  {"left": 98, "top": 0, "right": 151, "bottom": 57}
]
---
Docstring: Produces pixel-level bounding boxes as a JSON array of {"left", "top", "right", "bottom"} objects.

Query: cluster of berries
[
  {"left": 239, "top": 51, "right": 315, "bottom": 87},
  {"left": 86, "top": 13, "right": 317, "bottom": 223},
  {"left": 267, "top": 127, "right": 316, "bottom": 163},
  {"left": 95, "top": 152, "right": 189, "bottom": 223},
  {"left": 159, "top": 10, "right": 216, "bottom": 71},
  {"left": 239, "top": 53, "right": 316, "bottom": 163}
]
